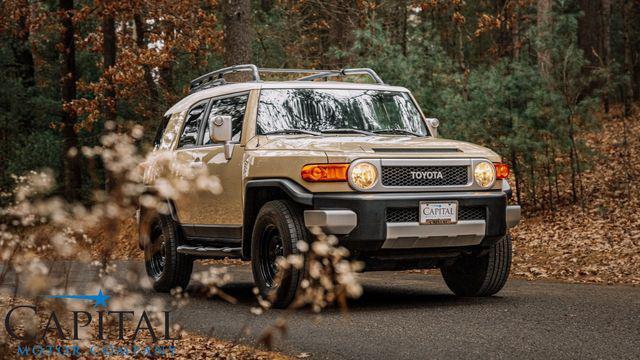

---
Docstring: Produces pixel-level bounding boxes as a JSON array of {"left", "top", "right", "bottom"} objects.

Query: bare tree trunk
[
  {"left": 454, "top": 2, "right": 469, "bottom": 100},
  {"left": 60, "top": 0, "right": 82, "bottom": 200},
  {"left": 400, "top": 1, "right": 408, "bottom": 57},
  {"left": 511, "top": 149, "right": 522, "bottom": 206},
  {"left": 512, "top": 1, "right": 520, "bottom": 61},
  {"left": 536, "top": 0, "right": 552, "bottom": 78},
  {"left": 617, "top": 87, "right": 633, "bottom": 199},
  {"left": 545, "top": 145, "right": 555, "bottom": 212},
  {"left": 12, "top": 0, "right": 35, "bottom": 88},
  {"left": 577, "top": 0, "right": 611, "bottom": 108},
  {"left": 102, "top": 11, "right": 116, "bottom": 124},
  {"left": 567, "top": 114, "right": 579, "bottom": 203},
  {"left": 159, "top": 21, "right": 175, "bottom": 91},
  {"left": 634, "top": 8, "right": 640, "bottom": 102},
  {"left": 260, "top": 0, "right": 273, "bottom": 13},
  {"left": 221, "top": 0, "right": 252, "bottom": 71},
  {"left": 601, "top": 0, "right": 611, "bottom": 113},
  {"left": 552, "top": 147, "right": 560, "bottom": 203},
  {"left": 529, "top": 161, "right": 537, "bottom": 208},
  {"left": 133, "top": 13, "right": 159, "bottom": 112},
  {"left": 622, "top": 0, "right": 635, "bottom": 107},
  {"left": 385, "top": 0, "right": 409, "bottom": 57},
  {"left": 2, "top": 0, "right": 35, "bottom": 182},
  {"left": 327, "top": 0, "right": 358, "bottom": 67},
  {"left": 494, "top": 0, "right": 515, "bottom": 58},
  {"left": 102, "top": 7, "right": 116, "bottom": 193},
  {"left": 578, "top": 0, "right": 612, "bottom": 63}
]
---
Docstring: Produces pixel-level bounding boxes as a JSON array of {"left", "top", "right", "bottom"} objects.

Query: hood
[{"left": 254, "top": 135, "right": 501, "bottom": 161}]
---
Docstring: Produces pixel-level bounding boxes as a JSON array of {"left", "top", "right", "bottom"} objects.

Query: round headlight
[
  {"left": 474, "top": 161, "right": 495, "bottom": 188},
  {"left": 350, "top": 162, "right": 378, "bottom": 190}
]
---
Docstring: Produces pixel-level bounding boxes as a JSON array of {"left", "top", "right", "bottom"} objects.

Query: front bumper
[{"left": 304, "top": 191, "right": 519, "bottom": 251}]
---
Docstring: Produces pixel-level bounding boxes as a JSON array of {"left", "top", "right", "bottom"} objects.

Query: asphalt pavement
[{"left": 1, "top": 261, "right": 638, "bottom": 359}]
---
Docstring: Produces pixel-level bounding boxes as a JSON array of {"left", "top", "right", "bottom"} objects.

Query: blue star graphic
[{"left": 45, "top": 289, "right": 110, "bottom": 308}]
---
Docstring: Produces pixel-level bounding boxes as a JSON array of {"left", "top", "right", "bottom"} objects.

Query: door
[
  {"left": 173, "top": 99, "right": 210, "bottom": 225},
  {"left": 176, "top": 93, "right": 250, "bottom": 239}
]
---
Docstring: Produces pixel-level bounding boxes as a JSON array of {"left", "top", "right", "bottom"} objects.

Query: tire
[
  {"left": 440, "top": 235, "right": 512, "bottom": 296},
  {"left": 144, "top": 215, "right": 193, "bottom": 292},
  {"left": 251, "top": 200, "right": 306, "bottom": 309}
]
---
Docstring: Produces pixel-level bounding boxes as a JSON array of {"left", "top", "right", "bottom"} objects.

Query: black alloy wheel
[
  {"left": 257, "top": 224, "right": 285, "bottom": 288},
  {"left": 148, "top": 228, "right": 167, "bottom": 280},
  {"left": 251, "top": 200, "right": 307, "bottom": 309},
  {"left": 143, "top": 215, "right": 193, "bottom": 292}
]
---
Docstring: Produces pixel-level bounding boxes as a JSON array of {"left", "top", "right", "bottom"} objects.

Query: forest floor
[{"left": 510, "top": 105, "right": 640, "bottom": 285}]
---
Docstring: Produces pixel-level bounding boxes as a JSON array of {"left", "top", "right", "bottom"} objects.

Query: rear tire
[
  {"left": 251, "top": 200, "right": 306, "bottom": 309},
  {"left": 144, "top": 215, "right": 193, "bottom": 292},
  {"left": 440, "top": 235, "right": 512, "bottom": 296}
]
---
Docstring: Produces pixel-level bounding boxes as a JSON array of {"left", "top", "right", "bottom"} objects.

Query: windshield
[{"left": 256, "top": 89, "right": 429, "bottom": 136}]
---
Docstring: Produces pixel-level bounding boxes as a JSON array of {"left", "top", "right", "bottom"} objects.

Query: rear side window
[
  {"left": 203, "top": 94, "right": 248, "bottom": 145},
  {"left": 153, "top": 115, "right": 171, "bottom": 150},
  {"left": 178, "top": 100, "right": 209, "bottom": 148}
]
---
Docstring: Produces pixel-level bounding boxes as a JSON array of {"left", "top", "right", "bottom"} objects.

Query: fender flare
[
  {"left": 138, "top": 186, "right": 180, "bottom": 249},
  {"left": 242, "top": 179, "right": 313, "bottom": 259},
  {"left": 245, "top": 179, "right": 313, "bottom": 206}
]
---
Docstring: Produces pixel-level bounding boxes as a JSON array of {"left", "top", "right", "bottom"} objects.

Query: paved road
[{"left": 2, "top": 262, "right": 639, "bottom": 359}]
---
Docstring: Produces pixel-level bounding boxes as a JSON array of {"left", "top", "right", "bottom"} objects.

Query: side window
[
  {"left": 203, "top": 94, "right": 248, "bottom": 145},
  {"left": 153, "top": 115, "right": 171, "bottom": 150},
  {"left": 178, "top": 100, "right": 208, "bottom": 148}
]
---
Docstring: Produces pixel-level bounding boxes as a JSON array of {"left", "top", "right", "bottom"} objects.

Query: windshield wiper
[
  {"left": 371, "top": 129, "right": 422, "bottom": 137},
  {"left": 263, "top": 129, "right": 320, "bottom": 136},
  {"left": 320, "top": 128, "right": 375, "bottom": 136}
]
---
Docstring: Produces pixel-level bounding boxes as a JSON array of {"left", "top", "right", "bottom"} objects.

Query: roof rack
[
  {"left": 189, "top": 64, "right": 260, "bottom": 93},
  {"left": 189, "top": 65, "right": 384, "bottom": 93}
]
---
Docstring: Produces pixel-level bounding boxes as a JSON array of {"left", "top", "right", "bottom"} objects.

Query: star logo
[{"left": 45, "top": 289, "right": 110, "bottom": 308}]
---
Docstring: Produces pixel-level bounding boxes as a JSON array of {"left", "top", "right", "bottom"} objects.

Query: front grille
[
  {"left": 459, "top": 206, "right": 486, "bottom": 221},
  {"left": 386, "top": 206, "right": 486, "bottom": 223},
  {"left": 381, "top": 166, "right": 468, "bottom": 187},
  {"left": 386, "top": 207, "right": 419, "bottom": 223}
]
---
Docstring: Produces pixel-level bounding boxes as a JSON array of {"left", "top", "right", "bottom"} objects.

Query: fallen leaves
[{"left": 511, "top": 105, "right": 640, "bottom": 285}]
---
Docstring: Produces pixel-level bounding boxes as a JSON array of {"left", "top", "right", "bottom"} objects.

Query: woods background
[
  {"left": 0, "top": 0, "right": 639, "bottom": 215},
  {"left": 0, "top": 3, "right": 637, "bottom": 357}
]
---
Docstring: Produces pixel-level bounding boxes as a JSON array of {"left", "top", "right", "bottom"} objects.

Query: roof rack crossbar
[
  {"left": 258, "top": 68, "right": 330, "bottom": 74},
  {"left": 188, "top": 65, "right": 384, "bottom": 93},
  {"left": 296, "top": 68, "right": 384, "bottom": 84},
  {"left": 189, "top": 64, "right": 260, "bottom": 93}
]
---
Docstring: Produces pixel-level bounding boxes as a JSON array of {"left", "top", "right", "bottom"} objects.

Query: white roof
[{"left": 164, "top": 81, "right": 411, "bottom": 115}]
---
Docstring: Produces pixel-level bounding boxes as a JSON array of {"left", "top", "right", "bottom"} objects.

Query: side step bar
[{"left": 176, "top": 245, "right": 242, "bottom": 258}]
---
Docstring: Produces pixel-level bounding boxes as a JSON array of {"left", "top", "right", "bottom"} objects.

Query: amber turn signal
[
  {"left": 301, "top": 164, "right": 349, "bottom": 182},
  {"left": 494, "top": 163, "right": 510, "bottom": 179}
]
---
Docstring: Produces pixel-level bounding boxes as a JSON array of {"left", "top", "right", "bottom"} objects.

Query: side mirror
[
  {"left": 426, "top": 118, "right": 439, "bottom": 137},
  {"left": 208, "top": 115, "right": 234, "bottom": 159},
  {"left": 209, "top": 115, "right": 232, "bottom": 143}
]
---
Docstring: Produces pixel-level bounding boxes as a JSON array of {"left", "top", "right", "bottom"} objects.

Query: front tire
[
  {"left": 440, "top": 235, "right": 512, "bottom": 296},
  {"left": 144, "top": 215, "right": 193, "bottom": 292},
  {"left": 251, "top": 200, "right": 306, "bottom": 309}
]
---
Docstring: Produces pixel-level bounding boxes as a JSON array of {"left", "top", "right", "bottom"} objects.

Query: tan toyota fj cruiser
[{"left": 138, "top": 65, "right": 521, "bottom": 308}]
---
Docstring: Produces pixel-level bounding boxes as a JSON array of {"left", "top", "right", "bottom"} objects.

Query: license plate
[{"left": 419, "top": 201, "right": 458, "bottom": 224}]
